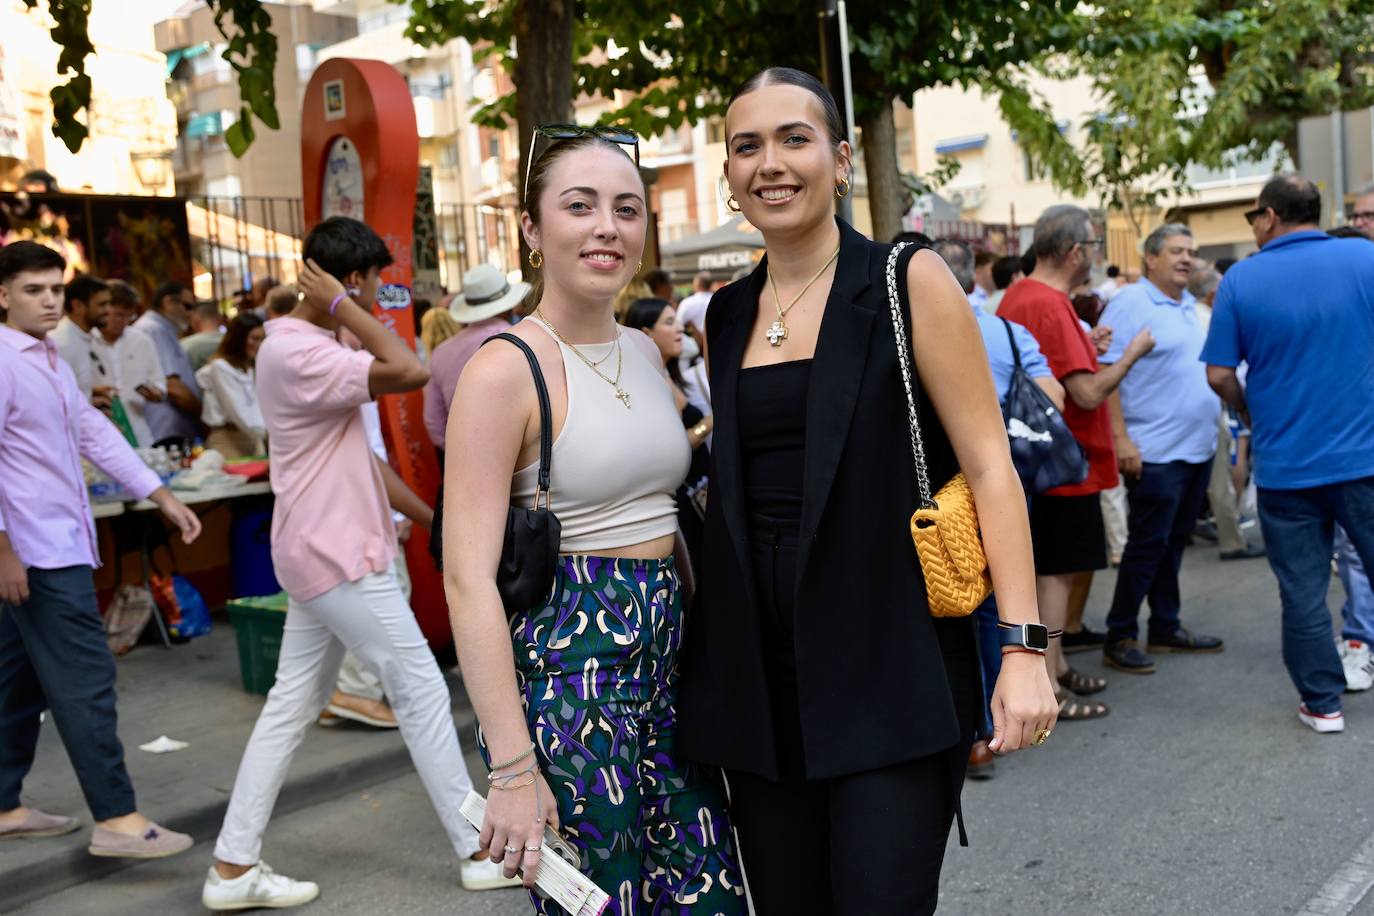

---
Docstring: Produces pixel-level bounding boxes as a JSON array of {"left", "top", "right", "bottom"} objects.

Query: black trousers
[
  {"left": 733, "top": 512, "right": 977, "bottom": 914},
  {"left": 0, "top": 566, "right": 137, "bottom": 820}
]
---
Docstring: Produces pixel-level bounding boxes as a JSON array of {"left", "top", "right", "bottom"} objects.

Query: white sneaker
[
  {"left": 202, "top": 861, "right": 320, "bottom": 910},
  {"left": 1340, "top": 640, "right": 1374, "bottom": 691},
  {"left": 1298, "top": 704, "right": 1346, "bottom": 734},
  {"left": 460, "top": 853, "right": 524, "bottom": 892}
]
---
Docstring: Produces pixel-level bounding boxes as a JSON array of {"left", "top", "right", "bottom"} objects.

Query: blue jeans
[
  {"left": 1105, "top": 459, "right": 1212, "bottom": 643},
  {"left": 0, "top": 566, "right": 137, "bottom": 820},
  {"left": 1337, "top": 526, "right": 1374, "bottom": 645},
  {"left": 1258, "top": 476, "right": 1374, "bottom": 715},
  {"left": 973, "top": 595, "right": 1002, "bottom": 739}
]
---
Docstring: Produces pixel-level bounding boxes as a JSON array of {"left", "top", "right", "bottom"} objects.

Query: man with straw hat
[{"left": 423, "top": 264, "right": 529, "bottom": 451}]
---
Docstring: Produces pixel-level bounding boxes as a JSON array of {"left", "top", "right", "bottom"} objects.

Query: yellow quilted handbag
[{"left": 887, "top": 244, "right": 992, "bottom": 618}]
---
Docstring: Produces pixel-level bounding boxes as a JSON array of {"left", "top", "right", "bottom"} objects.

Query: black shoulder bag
[
  {"left": 998, "top": 317, "right": 1089, "bottom": 494},
  {"left": 427, "top": 333, "right": 561, "bottom": 617}
]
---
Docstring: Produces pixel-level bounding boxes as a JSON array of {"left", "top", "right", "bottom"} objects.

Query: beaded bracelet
[{"left": 489, "top": 742, "right": 536, "bottom": 773}]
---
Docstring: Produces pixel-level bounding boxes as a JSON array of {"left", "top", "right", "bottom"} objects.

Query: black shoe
[
  {"left": 1103, "top": 639, "right": 1156, "bottom": 674},
  {"left": 1194, "top": 519, "right": 1219, "bottom": 542},
  {"left": 1220, "top": 543, "right": 1267, "bottom": 560},
  {"left": 1062, "top": 624, "right": 1106, "bottom": 655},
  {"left": 1147, "top": 627, "right": 1224, "bottom": 653}
]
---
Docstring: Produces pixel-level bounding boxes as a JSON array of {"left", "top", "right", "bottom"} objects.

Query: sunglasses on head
[
  {"left": 1244, "top": 206, "right": 1270, "bottom": 225},
  {"left": 523, "top": 124, "right": 641, "bottom": 203}
]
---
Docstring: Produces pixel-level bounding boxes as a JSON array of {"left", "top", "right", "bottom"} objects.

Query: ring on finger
[{"left": 1033, "top": 727, "right": 1052, "bottom": 746}]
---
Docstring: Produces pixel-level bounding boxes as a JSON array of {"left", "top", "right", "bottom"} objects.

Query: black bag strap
[
  {"left": 481, "top": 332, "right": 552, "bottom": 496},
  {"left": 998, "top": 317, "right": 1024, "bottom": 372}
]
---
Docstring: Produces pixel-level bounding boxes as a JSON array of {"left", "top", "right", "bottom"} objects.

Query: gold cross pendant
[
  {"left": 765, "top": 320, "right": 789, "bottom": 347},
  {"left": 614, "top": 386, "right": 632, "bottom": 408}
]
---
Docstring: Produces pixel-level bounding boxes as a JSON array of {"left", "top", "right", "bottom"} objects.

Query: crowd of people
[{"left": 1, "top": 63, "right": 1373, "bottom": 916}]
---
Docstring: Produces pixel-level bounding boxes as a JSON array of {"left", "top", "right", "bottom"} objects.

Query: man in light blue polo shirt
[
  {"left": 133, "top": 281, "right": 202, "bottom": 443},
  {"left": 1202, "top": 174, "right": 1374, "bottom": 734},
  {"left": 1100, "top": 223, "right": 1224, "bottom": 675}
]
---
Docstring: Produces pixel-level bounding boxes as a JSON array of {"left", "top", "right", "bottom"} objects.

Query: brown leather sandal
[
  {"left": 1057, "top": 667, "right": 1107, "bottom": 696},
  {"left": 1055, "top": 686, "right": 1110, "bottom": 720}
]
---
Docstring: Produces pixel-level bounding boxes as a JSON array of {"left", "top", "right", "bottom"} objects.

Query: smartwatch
[{"left": 997, "top": 621, "right": 1051, "bottom": 653}]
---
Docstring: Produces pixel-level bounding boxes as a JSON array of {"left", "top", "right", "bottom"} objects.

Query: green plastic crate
[{"left": 226, "top": 592, "right": 288, "bottom": 695}]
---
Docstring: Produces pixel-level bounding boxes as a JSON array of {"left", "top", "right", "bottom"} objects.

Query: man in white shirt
[
  {"left": 675, "top": 271, "right": 714, "bottom": 344},
  {"left": 92, "top": 287, "right": 167, "bottom": 446},
  {"left": 50, "top": 275, "right": 111, "bottom": 409}
]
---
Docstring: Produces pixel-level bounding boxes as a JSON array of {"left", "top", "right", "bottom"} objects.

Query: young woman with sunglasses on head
[
  {"left": 441, "top": 126, "right": 745, "bottom": 914},
  {"left": 674, "top": 68, "right": 1058, "bottom": 913}
]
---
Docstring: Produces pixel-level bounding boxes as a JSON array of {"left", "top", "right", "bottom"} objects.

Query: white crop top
[{"left": 510, "top": 319, "right": 691, "bottom": 554}]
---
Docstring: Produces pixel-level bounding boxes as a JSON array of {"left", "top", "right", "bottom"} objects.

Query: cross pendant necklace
[{"left": 765, "top": 245, "right": 841, "bottom": 347}]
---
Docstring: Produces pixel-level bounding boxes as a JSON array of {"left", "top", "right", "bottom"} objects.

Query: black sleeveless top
[
  {"left": 677, "top": 219, "right": 978, "bottom": 782},
  {"left": 738, "top": 360, "right": 811, "bottom": 525}
]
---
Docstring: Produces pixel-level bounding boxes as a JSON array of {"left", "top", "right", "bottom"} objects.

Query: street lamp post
[{"left": 819, "top": 0, "right": 856, "bottom": 223}]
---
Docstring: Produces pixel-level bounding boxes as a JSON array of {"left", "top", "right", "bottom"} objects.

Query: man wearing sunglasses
[{"left": 1202, "top": 174, "right": 1374, "bottom": 734}]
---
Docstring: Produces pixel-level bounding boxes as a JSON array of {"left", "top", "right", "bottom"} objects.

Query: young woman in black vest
[{"left": 675, "top": 68, "right": 1058, "bottom": 913}]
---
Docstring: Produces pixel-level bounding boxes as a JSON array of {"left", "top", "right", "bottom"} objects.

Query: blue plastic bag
[{"left": 169, "top": 575, "right": 212, "bottom": 640}]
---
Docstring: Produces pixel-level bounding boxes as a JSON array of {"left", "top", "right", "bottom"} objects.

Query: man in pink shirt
[
  {"left": 204, "top": 217, "right": 506, "bottom": 911},
  {"left": 421, "top": 263, "right": 527, "bottom": 451},
  {"left": 0, "top": 241, "right": 203, "bottom": 858}
]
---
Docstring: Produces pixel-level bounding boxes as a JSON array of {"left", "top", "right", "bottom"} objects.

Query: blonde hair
[
  {"left": 613, "top": 278, "right": 654, "bottom": 322},
  {"left": 420, "top": 307, "right": 461, "bottom": 354}
]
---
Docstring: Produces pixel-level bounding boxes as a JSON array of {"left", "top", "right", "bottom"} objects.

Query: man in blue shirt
[
  {"left": 132, "top": 281, "right": 202, "bottom": 443},
  {"left": 1099, "top": 224, "right": 1224, "bottom": 674},
  {"left": 1202, "top": 174, "right": 1374, "bottom": 734}
]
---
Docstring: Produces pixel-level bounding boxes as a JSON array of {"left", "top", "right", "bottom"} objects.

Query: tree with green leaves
[
  {"left": 399, "top": 0, "right": 1086, "bottom": 242},
  {"left": 24, "top": 0, "right": 279, "bottom": 156},
  {"left": 1057, "top": 0, "right": 1374, "bottom": 234}
]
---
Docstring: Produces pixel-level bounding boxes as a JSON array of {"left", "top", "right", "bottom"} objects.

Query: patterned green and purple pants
[{"left": 480, "top": 555, "right": 746, "bottom": 916}]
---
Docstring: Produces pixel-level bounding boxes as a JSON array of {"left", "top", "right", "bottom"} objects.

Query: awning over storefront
[{"left": 659, "top": 215, "right": 765, "bottom": 282}]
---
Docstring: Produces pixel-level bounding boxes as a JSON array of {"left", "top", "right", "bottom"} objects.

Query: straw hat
[{"left": 450, "top": 264, "right": 530, "bottom": 322}]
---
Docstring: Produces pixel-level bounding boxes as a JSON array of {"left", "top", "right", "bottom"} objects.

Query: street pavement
[{"left": 7, "top": 536, "right": 1373, "bottom": 915}]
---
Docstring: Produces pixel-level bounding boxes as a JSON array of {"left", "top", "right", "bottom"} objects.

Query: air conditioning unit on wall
[{"left": 947, "top": 184, "right": 986, "bottom": 212}]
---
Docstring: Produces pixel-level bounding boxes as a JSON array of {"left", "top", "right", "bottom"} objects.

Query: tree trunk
[
  {"left": 512, "top": 0, "right": 575, "bottom": 275},
  {"left": 858, "top": 100, "right": 906, "bottom": 244}
]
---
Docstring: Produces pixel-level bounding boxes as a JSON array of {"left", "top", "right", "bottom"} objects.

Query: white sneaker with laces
[
  {"left": 1340, "top": 640, "right": 1374, "bottom": 692},
  {"left": 460, "top": 853, "right": 525, "bottom": 892},
  {"left": 202, "top": 861, "right": 320, "bottom": 910},
  {"left": 1298, "top": 704, "right": 1345, "bottom": 734}
]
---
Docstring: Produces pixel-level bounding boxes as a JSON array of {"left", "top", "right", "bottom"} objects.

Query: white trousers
[
  {"left": 214, "top": 566, "right": 479, "bottom": 865},
  {"left": 334, "top": 548, "right": 410, "bottom": 702},
  {"left": 1101, "top": 484, "right": 1129, "bottom": 560}
]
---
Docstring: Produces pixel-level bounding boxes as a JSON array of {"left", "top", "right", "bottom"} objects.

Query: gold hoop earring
[
  {"left": 726, "top": 194, "right": 742, "bottom": 213},
  {"left": 835, "top": 177, "right": 851, "bottom": 199},
  {"left": 637, "top": 260, "right": 643, "bottom": 273},
  {"left": 528, "top": 249, "right": 543, "bottom": 269}
]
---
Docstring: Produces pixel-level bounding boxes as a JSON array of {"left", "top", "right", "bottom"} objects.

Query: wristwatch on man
[{"left": 996, "top": 621, "right": 1053, "bottom": 653}]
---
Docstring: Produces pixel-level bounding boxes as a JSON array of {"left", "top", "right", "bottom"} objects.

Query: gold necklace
[
  {"left": 535, "top": 309, "right": 631, "bottom": 408},
  {"left": 764, "top": 245, "right": 840, "bottom": 347}
]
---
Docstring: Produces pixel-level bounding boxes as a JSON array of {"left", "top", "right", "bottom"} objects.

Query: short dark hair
[
  {"left": 302, "top": 216, "right": 393, "bottom": 282},
  {"left": 729, "top": 68, "right": 845, "bottom": 148},
  {"left": 1215, "top": 257, "right": 1237, "bottom": 276},
  {"left": 1257, "top": 174, "right": 1322, "bottom": 226},
  {"left": 64, "top": 274, "right": 107, "bottom": 312},
  {"left": 974, "top": 250, "right": 999, "bottom": 269},
  {"left": 192, "top": 300, "right": 221, "bottom": 320},
  {"left": 107, "top": 279, "right": 140, "bottom": 309},
  {"left": 1105, "top": 264, "right": 1120, "bottom": 278},
  {"left": 1328, "top": 225, "right": 1371, "bottom": 240},
  {"left": 644, "top": 268, "right": 670, "bottom": 290},
  {"left": 0, "top": 240, "right": 66, "bottom": 284},
  {"left": 216, "top": 313, "right": 264, "bottom": 370},
  {"left": 992, "top": 255, "right": 1022, "bottom": 290},
  {"left": 19, "top": 169, "right": 57, "bottom": 192},
  {"left": 152, "top": 280, "right": 190, "bottom": 312},
  {"left": 892, "top": 230, "right": 932, "bottom": 247}
]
